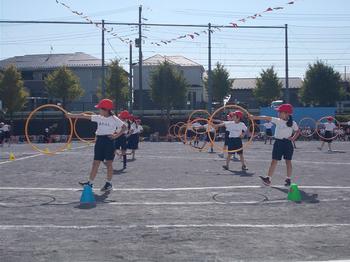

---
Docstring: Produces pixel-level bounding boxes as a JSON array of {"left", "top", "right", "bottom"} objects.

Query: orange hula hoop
[
  {"left": 187, "top": 109, "right": 210, "bottom": 122},
  {"left": 25, "top": 104, "right": 73, "bottom": 155},
  {"left": 316, "top": 116, "right": 340, "bottom": 141},
  {"left": 73, "top": 111, "right": 96, "bottom": 143},
  {"left": 208, "top": 104, "right": 255, "bottom": 153},
  {"left": 185, "top": 117, "right": 217, "bottom": 151}
]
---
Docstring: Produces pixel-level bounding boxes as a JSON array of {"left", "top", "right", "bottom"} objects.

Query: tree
[
  {"left": 150, "top": 61, "right": 188, "bottom": 119},
  {"left": 0, "top": 65, "right": 28, "bottom": 117},
  {"left": 299, "top": 61, "right": 344, "bottom": 106},
  {"left": 205, "top": 62, "right": 233, "bottom": 104},
  {"left": 253, "top": 67, "right": 282, "bottom": 106},
  {"left": 45, "top": 66, "right": 84, "bottom": 107},
  {"left": 104, "top": 59, "right": 129, "bottom": 110}
]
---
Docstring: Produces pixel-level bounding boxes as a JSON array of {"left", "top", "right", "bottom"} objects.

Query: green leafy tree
[
  {"left": 205, "top": 62, "right": 233, "bottom": 105},
  {"left": 299, "top": 61, "right": 344, "bottom": 106},
  {"left": 150, "top": 61, "right": 188, "bottom": 120},
  {"left": 253, "top": 67, "right": 282, "bottom": 106},
  {"left": 45, "top": 66, "right": 84, "bottom": 107},
  {"left": 104, "top": 59, "right": 129, "bottom": 110},
  {"left": 0, "top": 65, "right": 28, "bottom": 117}
]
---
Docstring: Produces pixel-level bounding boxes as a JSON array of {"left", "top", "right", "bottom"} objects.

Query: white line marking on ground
[
  {"left": 0, "top": 185, "right": 349, "bottom": 191},
  {"left": 0, "top": 223, "right": 349, "bottom": 230},
  {"left": 0, "top": 144, "right": 90, "bottom": 166}
]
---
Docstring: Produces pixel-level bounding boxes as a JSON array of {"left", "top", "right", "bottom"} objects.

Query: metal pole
[
  {"left": 138, "top": 5, "right": 143, "bottom": 115},
  {"left": 101, "top": 19, "right": 105, "bottom": 97},
  {"left": 129, "top": 42, "right": 133, "bottom": 112},
  {"left": 207, "top": 23, "right": 212, "bottom": 113},
  {"left": 285, "top": 24, "right": 289, "bottom": 103}
]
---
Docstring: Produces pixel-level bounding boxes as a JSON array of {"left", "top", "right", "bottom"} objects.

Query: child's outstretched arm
[
  {"left": 66, "top": 113, "right": 92, "bottom": 120},
  {"left": 110, "top": 124, "right": 127, "bottom": 140},
  {"left": 250, "top": 115, "right": 272, "bottom": 122}
]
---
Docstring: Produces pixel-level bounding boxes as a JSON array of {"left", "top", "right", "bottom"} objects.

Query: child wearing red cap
[
  {"left": 115, "top": 110, "right": 130, "bottom": 169},
  {"left": 318, "top": 116, "right": 336, "bottom": 152},
  {"left": 214, "top": 110, "right": 248, "bottom": 171},
  {"left": 251, "top": 104, "right": 299, "bottom": 186},
  {"left": 66, "top": 99, "right": 127, "bottom": 192},
  {"left": 128, "top": 116, "right": 143, "bottom": 160}
]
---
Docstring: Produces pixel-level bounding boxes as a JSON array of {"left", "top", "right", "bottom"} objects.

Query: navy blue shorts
[
  {"left": 115, "top": 134, "right": 127, "bottom": 150},
  {"left": 94, "top": 135, "right": 115, "bottom": 161},
  {"left": 224, "top": 131, "right": 230, "bottom": 146},
  {"left": 272, "top": 139, "right": 294, "bottom": 161},
  {"left": 266, "top": 129, "right": 273, "bottom": 137},
  {"left": 323, "top": 131, "right": 333, "bottom": 143},
  {"left": 227, "top": 137, "right": 243, "bottom": 154},
  {"left": 206, "top": 132, "right": 215, "bottom": 142},
  {"left": 127, "top": 134, "right": 139, "bottom": 150}
]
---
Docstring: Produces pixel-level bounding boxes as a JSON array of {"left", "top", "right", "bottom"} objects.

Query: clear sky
[{"left": 1, "top": 0, "right": 350, "bottom": 79}]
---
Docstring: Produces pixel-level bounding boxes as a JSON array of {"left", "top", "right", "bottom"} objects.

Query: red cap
[
  {"left": 327, "top": 116, "right": 334, "bottom": 122},
  {"left": 234, "top": 110, "right": 244, "bottom": 119},
  {"left": 276, "top": 104, "right": 293, "bottom": 114},
  {"left": 95, "top": 99, "right": 114, "bottom": 110},
  {"left": 118, "top": 110, "right": 130, "bottom": 120}
]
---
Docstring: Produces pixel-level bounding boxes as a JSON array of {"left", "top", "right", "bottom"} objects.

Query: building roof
[
  {"left": 0, "top": 52, "right": 102, "bottom": 70},
  {"left": 231, "top": 77, "right": 302, "bottom": 90},
  {"left": 137, "top": 54, "right": 203, "bottom": 68}
]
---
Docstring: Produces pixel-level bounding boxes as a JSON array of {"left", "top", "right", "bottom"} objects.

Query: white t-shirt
[
  {"left": 324, "top": 122, "right": 336, "bottom": 131},
  {"left": 263, "top": 122, "right": 274, "bottom": 129},
  {"left": 130, "top": 123, "right": 143, "bottom": 134},
  {"left": 91, "top": 115, "right": 124, "bottom": 136},
  {"left": 224, "top": 121, "right": 247, "bottom": 138},
  {"left": 2, "top": 125, "right": 10, "bottom": 132},
  {"left": 203, "top": 124, "right": 215, "bottom": 133},
  {"left": 271, "top": 117, "right": 298, "bottom": 139}
]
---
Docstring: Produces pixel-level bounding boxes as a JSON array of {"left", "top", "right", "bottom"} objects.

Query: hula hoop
[
  {"left": 73, "top": 111, "right": 96, "bottom": 143},
  {"left": 298, "top": 117, "right": 317, "bottom": 138},
  {"left": 167, "top": 124, "right": 176, "bottom": 138},
  {"left": 316, "top": 116, "right": 340, "bottom": 141},
  {"left": 186, "top": 118, "right": 217, "bottom": 151},
  {"left": 187, "top": 109, "right": 210, "bottom": 122},
  {"left": 174, "top": 122, "right": 185, "bottom": 138},
  {"left": 178, "top": 124, "right": 190, "bottom": 144},
  {"left": 25, "top": 104, "right": 73, "bottom": 155},
  {"left": 208, "top": 104, "right": 255, "bottom": 153}
]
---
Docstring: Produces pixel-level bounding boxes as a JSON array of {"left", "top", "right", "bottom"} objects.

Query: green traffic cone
[{"left": 288, "top": 183, "right": 302, "bottom": 202}]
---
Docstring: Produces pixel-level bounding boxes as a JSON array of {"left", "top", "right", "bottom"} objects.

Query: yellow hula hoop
[
  {"left": 316, "top": 116, "right": 340, "bottom": 141},
  {"left": 25, "top": 104, "right": 73, "bottom": 155},
  {"left": 208, "top": 104, "right": 255, "bottom": 153},
  {"left": 185, "top": 117, "right": 217, "bottom": 151},
  {"left": 73, "top": 111, "right": 96, "bottom": 143},
  {"left": 187, "top": 109, "right": 210, "bottom": 122}
]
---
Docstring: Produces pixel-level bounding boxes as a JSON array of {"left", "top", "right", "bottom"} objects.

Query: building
[
  {"left": 133, "top": 55, "right": 206, "bottom": 110},
  {"left": 0, "top": 52, "right": 103, "bottom": 110},
  {"left": 229, "top": 77, "right": 303, "bottom": 109}
]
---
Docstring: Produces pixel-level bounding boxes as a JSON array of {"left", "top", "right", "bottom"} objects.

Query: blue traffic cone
[{"left": 80, "top": 185, "right": 96, "bottom": 205}]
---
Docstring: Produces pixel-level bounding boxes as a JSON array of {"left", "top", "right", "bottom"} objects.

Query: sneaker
[
  {"left": 79, "top": 181, "right": 93, "bottom": 187},
  {"left": 259, "top": 176, "right": 271, "bottom": 186},
  {"left": 242, "top": 165, "right": 248, "bottom": 171},
  {"left": 222, "top": 165, "right": 229, "bottom": 170},
  {"left": 317, "top": 147, "right": 322, "bottom": 151},
  {"left": 101, "top": 182, "right": 113, "bottom": 192},
  {"left": 218, "top": 153, "right": 224, "bottom": 158},
  {"left": 285, "top": 178, "right": 291, "bottom": 187}
]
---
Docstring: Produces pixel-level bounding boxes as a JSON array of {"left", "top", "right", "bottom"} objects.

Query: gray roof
[
  {"left": 137, "top": 54, "right": 203, "bottom": 68},
  {"left": 0, "top": 52, "right": 102, "bottom": 70},
  {"left": 231, "top": 77, "right": 302, "bottom": 90}
]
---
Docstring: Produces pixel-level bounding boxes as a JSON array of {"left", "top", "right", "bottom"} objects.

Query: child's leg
[
  {"left": 327, "top": 141, "right": 332, "bottom": 151},
  {"left": 267, "top": 160, "right": 278, "bottom": 178},
  {"left": 105, "top": 160, "right": 113, "bottom": 181},
  {"left": 226, "top": 153, "right": 231, "bottom": 168},
  {"left": 285, "top": 160, "right": 292, "bottom": 178},
  {"left": 122, "top": 150, "right": 127, "bottom": 168},
  {"left": 132, "top": 150, "right": 135, "bottom": 159},
  {"left": 319, "top": 141, "right": 325, "bottom": 149},
  {"left": 89, "top": 160, "right": 101, "bottom": 182},
  {"left": 239, "top": 153, "right": 245, "bottom": 166}
]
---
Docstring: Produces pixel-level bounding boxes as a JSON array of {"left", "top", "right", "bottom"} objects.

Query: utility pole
[
  {"left": 129, "top": 42, "right": 133, "bottom": 112},
  {"left": 101, "top": 19, "right": 105, "bottom": 97},
  {"left": 207, "top": 23, "right": 212, "bottom": 113},
  {"left": 284, "top": 24, "right": 289, "bottom": 103},
  {"left": 138, "top": 5, "right": 143, "bottom": 115}
]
